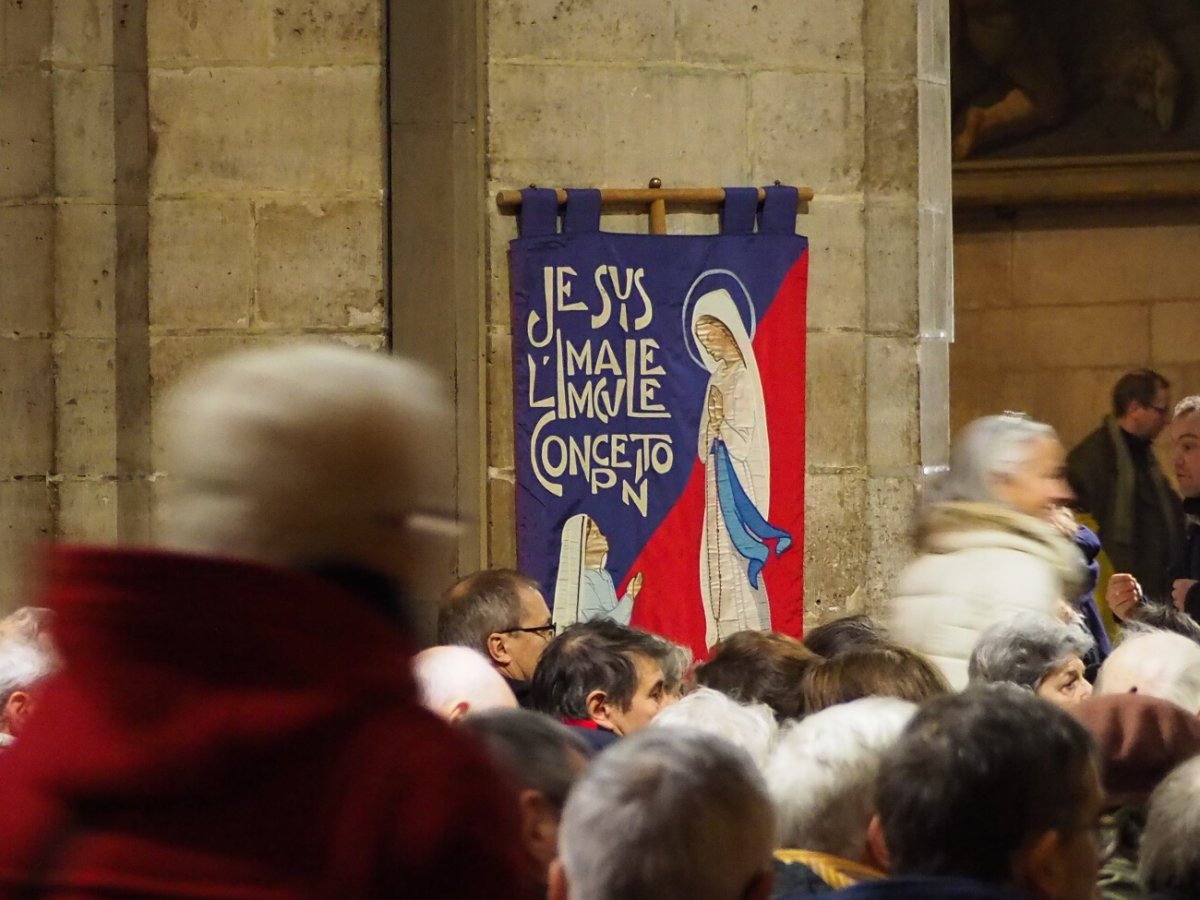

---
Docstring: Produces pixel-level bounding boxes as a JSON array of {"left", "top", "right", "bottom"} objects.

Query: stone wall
[
  {"left": 482, "top": 1, "right": 954, "bottom": 628},
  {"left": 1, "top": 0, "right": 955, "bottom": 627},
  {"left": 0, "top": 1, "right": 55, "bottom": 611},
  {"left": 0, "top": 1, "right": 387, "bottom": 611},
  {"left": 952, "top": 206, "right": 1200, "bottom": 462}
]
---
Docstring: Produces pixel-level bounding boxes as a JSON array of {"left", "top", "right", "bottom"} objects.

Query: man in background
[
  {"left": 1069, "top": 369, "right": 1182, "bottom": 603},
  {"left": 440, "top": 569, "right": 554, "bottom": 707}
]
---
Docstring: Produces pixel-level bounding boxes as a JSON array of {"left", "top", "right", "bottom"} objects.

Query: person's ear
[
  {"left": 3, "top": 691, "right": 32, "bottom": 737},
  {"left": 548, "top": 858, "right": 569, "bottom": 900},
  {"left": 866, "top": 814, "right": 891, "bottom": 873},
  {"left": 585, "top": 689, "right": 617, "bottom": 732},
  {"left": 1014, "top": 829, "right": 1065, "bottom": 900},
  {"left": 487, "top": 631, "right": 512, "bottom": 667},
  {"left": 519, "top": 789, "right": 560, "bottom": 870},
  {"left": 446, "top": 701, "right": 470, "bottom": 723},
  {"left": 742, "top": 868, "right": 774, "bottom": 900}
]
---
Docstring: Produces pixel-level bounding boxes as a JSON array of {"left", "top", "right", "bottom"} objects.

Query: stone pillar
[
  {"left": 0, "top": 1, "right": 55, "bottom": 610},
  {"left": 856, "top": 1, "right": 954, "bottom": 615},
  {"left": 482, "top": 1, "right": 953, "bottom": 627},
  {"left": 389, "top": 0, "right": 488, "bottom": 592}
]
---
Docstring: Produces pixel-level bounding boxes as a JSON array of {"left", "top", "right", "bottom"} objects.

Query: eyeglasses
[{"left": 497, "top": 622, "right": 557, "bottom": 640}]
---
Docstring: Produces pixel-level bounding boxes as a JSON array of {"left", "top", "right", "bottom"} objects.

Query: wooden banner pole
[
  {"left": 495, "top": 180, "right": 815, "bottom": 230},
  {"left": 647, "top": 177, "right": 667, "bottom": 235}
]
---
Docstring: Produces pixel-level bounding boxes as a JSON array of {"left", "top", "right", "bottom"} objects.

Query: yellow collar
[{"left": 774, "top": 849, "right": 885, "bottom": 890}]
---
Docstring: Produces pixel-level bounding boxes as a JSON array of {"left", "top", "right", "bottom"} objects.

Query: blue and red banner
[{"left": 510, "top": 187, "right": 807, "bottom": 657}]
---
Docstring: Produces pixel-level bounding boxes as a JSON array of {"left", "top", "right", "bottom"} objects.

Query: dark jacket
[
  {"left": 0, "top": 546, "right": 527, "bottom": 899},
  {"left": 773, "top": 859, "right": 834, "bottom": 897},
  {"left": 504, "top": 675, "right": 536, "bottom": 709},
  {"left": 773, "top": 850, "right": 883, "bottom": 897},
  {"left": 561, "top": 718, "right": 621, "bottom": 753},
  {"left": 831, "top": 876, "right": 1029, "bottom": 899},
  {"left": 1175, "top": 497, "right": 1200, "bottom": 619},
  {"left": 1074, "top": 523, "right": 1111, "bottom": 673},
  {"left": 1068, "top": 418, "right": 1183, "bottom": 602}
]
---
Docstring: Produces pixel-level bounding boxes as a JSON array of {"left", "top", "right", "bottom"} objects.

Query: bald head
[
  {"left": 414, "top": 646, "right": 518, "bottom": 722},
  {"left": 1096, "top": 631, "right": 1200, "bottom": 714}
]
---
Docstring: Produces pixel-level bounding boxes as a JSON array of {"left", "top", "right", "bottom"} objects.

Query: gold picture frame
[{"left": 954, "top": 151, "right": 1200, "bottom": 208}]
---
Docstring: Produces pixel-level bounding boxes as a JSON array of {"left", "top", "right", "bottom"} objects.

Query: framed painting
[{"left": 951, "top": 0, "right": 1200, "bottom": 207}]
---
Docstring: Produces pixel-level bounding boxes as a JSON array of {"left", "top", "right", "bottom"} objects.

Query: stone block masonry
[{"left": 0, "top": 0, "right": 388, "bottom": 611}]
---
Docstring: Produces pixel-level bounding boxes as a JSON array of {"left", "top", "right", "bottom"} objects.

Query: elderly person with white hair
[
  {"left": 0, "top": 344, "right": 528, "bottom": 899},
  {"left": 764, "top": 697, "right": 915, "bottom": 895},
  {"left": 1140, "top": 755, "right": 1200, "bottom": 900},
  {"left": 889, "top": 413, "right": 1090, "bottom": 688},
  {"left": 1095, "top": 630, "right": 1200, "bottom": 714},
  {"left": 0, "top": 637, "right": 55, "bottom": 750},
  {"left": 650, "top": 686, "right": 777, "bottom": 771},
  {"left": 968, "top": 615, "right": 1094, "bottom": 709},
  {"left": 413, "top": 645, "right": 519, "bottom": 721},
  {"left": 550, "top": 728, "right": 777, "bottom": 900}
]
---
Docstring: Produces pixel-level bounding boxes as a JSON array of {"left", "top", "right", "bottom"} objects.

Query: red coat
[{"left": 0, "top": 547, "right": 527, "bottom": 899}]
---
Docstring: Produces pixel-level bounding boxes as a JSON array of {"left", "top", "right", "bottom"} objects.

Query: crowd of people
[{"left": 0, "top": 348, "right": 1198, "bottom": 900}]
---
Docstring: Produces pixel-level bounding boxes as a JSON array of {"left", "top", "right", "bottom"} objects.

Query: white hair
[
  {"left": 157, "top": 343, "right": 450, "bottom": 588},
  {"left": 559, "top": 728, "right": 775, "bottom": 900},
  {"left": 0, "top": 607, "right": 52, "bottom": 645},
  {"left": 765, "top": 697, "right": 917, "bottom": 859},
  {"left": 926, "top": 413, "right": 1058, "bottom": 505},
  {"left": 1096, "top": 631, "right": 1200, "bottom": 713},
  {"left": 1175, "top": 395, "right": 1200, "bottom": 420},
  {"left": 0, "top": 639, "right": 55, "bottom": 718},
  {"left": 412, "top": 646, "right": 517, "bottom": 719},
  {"left": 650, "top": 687, "right": 777, "bottom": 771},
  {"left": 1141, "top": 756, "right": 1200, "bottom": 894}
]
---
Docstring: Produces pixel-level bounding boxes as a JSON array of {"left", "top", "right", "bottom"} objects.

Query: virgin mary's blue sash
[{"left": 711, "top": 438, "right": 792, "bottom": 588}]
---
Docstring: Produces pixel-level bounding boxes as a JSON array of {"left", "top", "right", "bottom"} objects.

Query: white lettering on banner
[{"left": 527, "top": 265, "right": 674, "bottom": 515}]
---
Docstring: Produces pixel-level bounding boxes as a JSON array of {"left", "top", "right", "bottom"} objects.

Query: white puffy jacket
[{"left": 889, "top": 502, "right": 1087, "bottom": 690}]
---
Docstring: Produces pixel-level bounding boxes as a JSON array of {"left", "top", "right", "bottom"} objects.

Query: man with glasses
[
  {"left": 439, "top": 569, "right": 555, "bottom": 707},
  {"left": 835, "top": 685, "right": 1107, "bottom": 900},
  {"left": 1069, "top": 369, "right": 1183, "bottom": 604}
]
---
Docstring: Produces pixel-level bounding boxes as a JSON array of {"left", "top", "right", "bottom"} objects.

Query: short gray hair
[
  {"left": 438, "top": 569, "right": 538, "bottom": 655},
  {"left": 656, "top": 640, "right": 694, "bottom": 696},
  {"left": 650, "top": 687, "right": 777, "bottom": 770},
  {"left": 1096, "top": 631, "right": 1200, "bottom": 714},
  {"left": 968, "top": 616, "right": 1094, "bottom": 691},
  {"left": 157, "top": 343, "right": 449, "bottom": 589},
  {"left": 1140, "top": 755, "right": 1200, "bottom": 894},
  {"left": 558, "top": 729, "right": 775, "bottom": 900},
  {"left": 0, "top": 639, "right": 54, "bottom": 711},
  {"left": 764, "top": 697, "right": 916, "bottom": 859},
  {"left": 1175, "top": 395, "right": 1200, "bottom": 420},
  {"left": 460, "top": 708, "right": 588, "bottom": 811},
  {"left": 927, "top": 413, "right": 1057, "bottom": 505}
]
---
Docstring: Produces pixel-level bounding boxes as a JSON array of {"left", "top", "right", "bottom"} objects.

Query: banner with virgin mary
[{"left": 510, "top": 186, "right": 807, "bottom": 657}]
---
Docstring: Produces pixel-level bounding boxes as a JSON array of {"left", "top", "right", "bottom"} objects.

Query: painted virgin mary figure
[
  {"left": 691, "top": 287, "right": 791, "bottom": 648},
  {"left": 552, "top": 514, "right": 643, "bottom": 631}
]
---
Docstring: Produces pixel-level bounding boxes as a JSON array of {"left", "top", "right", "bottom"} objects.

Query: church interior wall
[{"left": 952, "top": 204, "right": 1200, "bottom": 477}]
